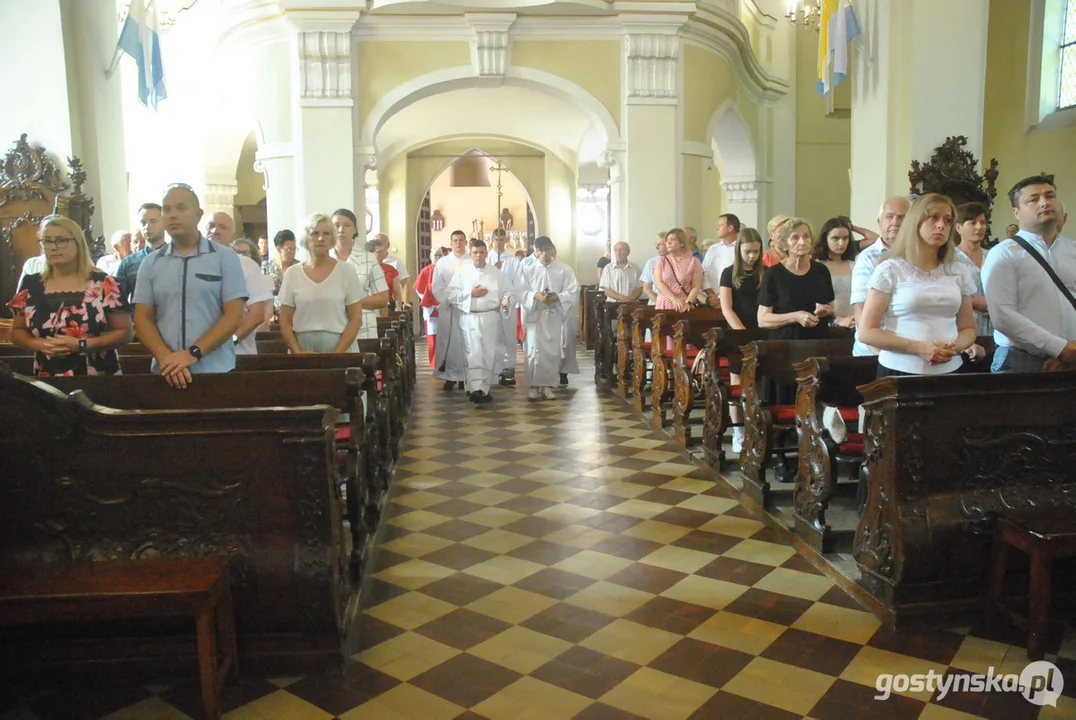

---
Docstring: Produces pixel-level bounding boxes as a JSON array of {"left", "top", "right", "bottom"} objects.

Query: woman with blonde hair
[
  {"left": 859, "top": 193, "right": 979, "bottom": 377},
  {"left": 762, "top": 215, "right": 790, "bottom": 267},
  {"left": 278, "top": 214, "right": 364, "bottom": 354},
  {"left": 653, "top": 228, "right": 704, "bottom": 312},
  {"left": 7, "top": 215, "right": 133, "bottom": 375},
  {"left": 758, "top": 218, "right": 835, "bottom": 339}
]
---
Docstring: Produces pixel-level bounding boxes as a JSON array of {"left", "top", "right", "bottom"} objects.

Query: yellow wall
[
  {"left": 794, "top": 27, "right": 850, "bottom": 229},
  {"left": 683, "top": 44, "right": 737, "bottom": 143},
  {"left": 511, "top": 41, "right": 621, "bottom": 130},
  {"left": 983, "top": 0, "right": 1076, "bottom": 209},
  {"left": 356, "top": 41, "right": 471, "bottom": 132}
]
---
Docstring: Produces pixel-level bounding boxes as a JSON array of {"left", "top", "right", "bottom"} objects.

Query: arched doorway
[{"left": 415, "top": 148, "right": 538, "bottom": 271}]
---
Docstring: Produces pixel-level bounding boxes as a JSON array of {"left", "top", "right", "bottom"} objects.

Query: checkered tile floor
[{"left": 5, "top": 344, "right": 1076, "bottom": 719}]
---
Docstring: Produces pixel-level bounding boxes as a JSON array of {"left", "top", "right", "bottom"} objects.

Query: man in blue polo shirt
[{"left": 133, "top": 184, "right": 248, "bottom": 388}]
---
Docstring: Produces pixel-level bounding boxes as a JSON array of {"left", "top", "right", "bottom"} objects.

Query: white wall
[{"left": 0, "top": 0, "right": 76, "bottom": 189}]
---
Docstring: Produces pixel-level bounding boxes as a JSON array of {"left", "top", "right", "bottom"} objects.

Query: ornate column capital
[
  {"left": 722, "top": 179, "right": 760, "bottom": 204},
  {"left": 288, "top": 11, "right": 362, "bottom": 103},
  {"left": 204, "top": 182, "right": 239, "bottom": 210},
  {"left": 597, "top": 149, "right": 624, "bottom": 183},
  {"left": 622, "top": 18, "right": 686, "bottom": 102},
  {"left": 466, "top": 13, "right": 516, "bottom": 80}
]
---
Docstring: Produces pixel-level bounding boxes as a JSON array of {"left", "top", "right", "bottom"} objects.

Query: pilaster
[
  {"left": 466, "top": 14, "right": 516, "bottom": 82},
  {"left": 722, "top": 179, "right": 760, "bottom": 231}
]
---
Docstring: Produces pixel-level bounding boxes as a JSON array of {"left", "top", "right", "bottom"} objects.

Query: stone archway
[{"left": 708, "top": 102, "right": 761, "bottom": 229}]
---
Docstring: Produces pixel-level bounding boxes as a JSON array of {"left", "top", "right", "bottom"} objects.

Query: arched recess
[
  {"left": 707, "top": 102, "right": 761, "bottom": 229},
  {"left": 360, "top": 65, "right": 622, "bottom": 158},
  {"left": 414, "top": 147, "right": 540, "bottom": 268}
]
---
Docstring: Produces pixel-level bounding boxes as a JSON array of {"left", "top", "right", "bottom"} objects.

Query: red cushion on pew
[
  {"left": 662, "top": 345, "right": 700, "bottom": 359},
  {"left": 719, "top": 357, "right": 729, "bottom": 368},
  {"left": 641, "top": 342, "right": 651, "bottom": 353},
  {"left": 839, "top": 433, "right": 865, "bottom": 455},
  {"left": 335, "top": 426, "right": 351, "bottom": 443},
  {"left": 729, "top": 385, "right": 742, "bottom": 399},
  {"left": 771, "top": 405, "right": 797, "bottom": 424},
  {"left": 835, "top": 406, "right": 859, "bottom": 423}
]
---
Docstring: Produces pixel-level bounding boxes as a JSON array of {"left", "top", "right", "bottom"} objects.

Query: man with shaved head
[
  {"left": 133, "top": 184, "right": 248, "bottom": 388},
  {"left": 206, "top": 210, "right": 274, "bottom": 354},
  {"left": 850, "top": 195, "right": 914, "bottom": 356},
  {"left": 598, "top": 241, "right": 642, "bottom": 309}
]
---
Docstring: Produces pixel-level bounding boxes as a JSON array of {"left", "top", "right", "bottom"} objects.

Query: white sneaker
[
  {"left": 541, "top": 386, "right": 556, "bottom": 400},
  {"left": 731, "top": 427, "right": 745, "bottom": 454},
  {"left": 528, "top": 388, "right": 541, "bottom": 400}
]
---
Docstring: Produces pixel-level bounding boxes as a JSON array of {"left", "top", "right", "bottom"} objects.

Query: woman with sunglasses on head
[{"left": 7, "top": 215, "right": 133, "bottom": 376}]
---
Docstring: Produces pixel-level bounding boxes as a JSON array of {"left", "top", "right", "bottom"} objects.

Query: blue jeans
[{"left": 990, "top": 346, "right": 1048, "bottom": 373}]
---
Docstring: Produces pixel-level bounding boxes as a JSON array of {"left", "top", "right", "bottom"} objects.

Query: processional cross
[{"left": 491, "top": 159, "right": 510, "bottom": 228}]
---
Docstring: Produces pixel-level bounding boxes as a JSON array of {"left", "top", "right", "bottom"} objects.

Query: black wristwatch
[
  {"left": 188, "top": 345, "right": 203, "bottom": 360},
  {"left": 78, "top": 339, "right": 88, "bottom": 354}
]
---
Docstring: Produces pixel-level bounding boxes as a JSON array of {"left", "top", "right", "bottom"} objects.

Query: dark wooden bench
[
  {"left": 0, "top": 557, "right": 237, "bottom": 719},
  {"left": 854, "top": 370, "right": 1076, "bottom": 626},
  {"left": 699, "top": 328, "right": 775, "bottom": 468},
  {"left": 670, "top": 315, "right": 728, "bottom": 446},
  {"left": 0, "top": 366, "right": 357, "bottom": 671},
  {"left": 614, "top": 302, "right": 649, "bottom": 399},
  {"left": 630, "top": 308, "right": 660, "bottom": 411},
  {"left": 739, "top": 336, "right": 854, "bottom": 509},
  {"left": 650, "top": 308, "right": 724, "bottom": 431},
  {"left": 44, "top": 366, "right": 379, "bottom": 580}
]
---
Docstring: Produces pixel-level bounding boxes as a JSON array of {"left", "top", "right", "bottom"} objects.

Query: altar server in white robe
[
  {"left": 491, "top": 228, "right": 524, "bottom": 386},
  {"left": 431, "top": 230, "right": 471, "bottom": 390},
  {"left": 447, "top": 240, "right": 514, "bottom": 403},
  {"left": 520, "top": 236, "right": 581, "bottom": 400}
]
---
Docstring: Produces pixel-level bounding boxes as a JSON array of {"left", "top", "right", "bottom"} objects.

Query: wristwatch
[
  {"left": 78, "top": 339, "right": 88, "bottom": 354},
  {"left": 188, "top": 345, "right": 203, "bottom": 360}
]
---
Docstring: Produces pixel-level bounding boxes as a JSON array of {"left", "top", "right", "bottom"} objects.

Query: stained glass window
[{"left": 1061, "top": 0, "right": 1076, "bottom": 108}]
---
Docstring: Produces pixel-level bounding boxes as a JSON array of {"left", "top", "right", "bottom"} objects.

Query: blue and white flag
[
  {"left": 117, "top": 0, "right": 167, "bottom": 109},
  {"left": 817, "top": 0, "right": 862, "bottom": 97}
]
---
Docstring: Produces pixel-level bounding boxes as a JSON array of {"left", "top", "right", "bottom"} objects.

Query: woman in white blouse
[
  {"left": 279, "top": 214, "right": 364, "bottom": 353},
  {"left": 859, "top": 193, "right": 978, "bottom": 377}
]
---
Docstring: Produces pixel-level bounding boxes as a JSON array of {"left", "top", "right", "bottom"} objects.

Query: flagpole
[{"left": 105, "top": 45, "right": 123, "bottom": 80}]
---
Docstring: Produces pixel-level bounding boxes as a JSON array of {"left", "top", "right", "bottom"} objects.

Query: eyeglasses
[{"left": 40, "top": 237, "right": 75, "bottom": 248}]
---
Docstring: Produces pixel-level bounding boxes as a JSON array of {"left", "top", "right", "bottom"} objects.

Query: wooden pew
[
  {"left": 699, "top": 328, "right": 771, "bottom": 467},
  {"left": 582, "top": 285, "right": 601, "bottom": 351},
  {"left": 614, "top": 303, "right": 649, "bottom": 399},
  {"left": 590, "top": 290, "right": 608, "bottom": 383},
  {"left": 596, "top": 299, "right": 646, "bottom": 390},
  {"left": 0, "top": 365, "right": 358, "bottom": 671},
  {"left": 650, "top": 309, "right": 725, "bottom": 431},
  {"left": 670, "top": 314, "right": 728, "bottom": 446},
  {"left": 739, "top": 336, "right": 854, "bottom": 509},
  {"left": 853, "top": 370, "right": 1076, "bottom": 626},
  {"left": 630, "top": 308, "right": 659, "bottom": 411},
  {"left": 43, "top": 367, "right": 378, "bottom": 581},
  {"left": 792, "top": 355, "right": 878, "bottom": 553}
]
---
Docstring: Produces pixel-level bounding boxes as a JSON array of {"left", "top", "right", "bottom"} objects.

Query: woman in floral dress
[{"left": 7, "top": 215, "right": 133, "bottom": 376}]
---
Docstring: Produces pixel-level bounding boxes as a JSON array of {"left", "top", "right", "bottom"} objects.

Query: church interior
[{"left": 2, "top": 0, "right": 1076, "bottom": 718}]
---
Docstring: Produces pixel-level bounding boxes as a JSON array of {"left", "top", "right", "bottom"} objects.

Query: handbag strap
[
  {"left": 661, "top": 256, "right": 690, "bottom": 297},
  {"left": 1012, "top": 236, "right": 1076, "bottom": 313}
]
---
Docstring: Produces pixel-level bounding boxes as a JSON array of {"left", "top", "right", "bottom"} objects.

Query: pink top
[{"left": 655, "top": 253, "right": 704, "bottom": 309}]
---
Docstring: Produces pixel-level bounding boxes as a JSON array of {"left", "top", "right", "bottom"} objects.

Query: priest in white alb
[
  {"left": 519, "top": 236, "right": 580, "bottom": 400},
  {"left": 447, "top": 239, "right": 514, "bottom": 404},
  {"left": 491, "top": 228, "right": 524, "bottom": 386},
  {"left": 431, "top": 230, "right": 471, "bottom": 390}
]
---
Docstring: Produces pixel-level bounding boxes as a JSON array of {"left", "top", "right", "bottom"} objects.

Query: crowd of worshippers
[
  {"left": 7, "top": 183, "right": 407, "bottom": 388},
  {"left": 6, "top": 175, "right": 1071, "bottom": 403}
]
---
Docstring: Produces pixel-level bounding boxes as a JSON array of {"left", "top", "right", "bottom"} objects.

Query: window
[{"left": 1061, "top": 0, "right": 1076, "bottom": 108}]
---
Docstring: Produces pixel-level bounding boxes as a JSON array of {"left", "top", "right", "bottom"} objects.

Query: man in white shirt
[
  {"left": 431, "top": 230, "right": 472, "bottom": 390},
  {"left": 598, "top": 242, "right": 642, "bottom": 305},
  {"left": 983, "top": 175, "right": 1076, "bottom": 373},
  {"left": 641, "top": 232, "right": 668, "bottom": 306},
  {"left": 447, "top": 240, "right": 514, "bottom": 403},
  {"left": 205, "top": 212, "right": 274, "bottom": 354},
  {"left": 96, "top": 231, "right": 131, "bottom": 275},
  {"left": 519, "top": 237, "right": 580, "bottom": 399},
  {"left": 702, "top": 213, "right": 741, "bottom": 307},
  {"left": 332, "top": 209, "right": 390, "bottom": 339},
  {"left": 850, "top": 196, "right": 912, "bottom": 356},
  {"left": 17, "top": 254, "right": 47, "bottom": 290},
  {"left": 375, "top": 233, "right": 410, "bottom": 307}
]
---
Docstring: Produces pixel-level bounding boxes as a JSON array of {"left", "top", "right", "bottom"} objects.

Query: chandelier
[
  {"left": 116, "top": 0, "right": 200, "bottom": 30},
  {"left": 785, "top": 0, "right": 823, "bottom": 30}
]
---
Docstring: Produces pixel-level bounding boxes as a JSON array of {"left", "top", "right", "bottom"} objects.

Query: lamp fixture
[{"left": 785, "top": 0, "right": 823, "bottom": 30}]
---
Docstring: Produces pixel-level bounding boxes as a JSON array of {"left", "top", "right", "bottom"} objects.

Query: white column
[
  {"left": 290, "top": 11, "right": 363, "bottom": 221},
  {"left": 850, "top": 0, "right": 989, "bottom": 222},
  {"left": 598, "top": 149, "right": 624, "bottom": 246},
  {"left": 723, "top": 180, "right": 760, "bottom": 231},
  {"left": 621, "top": 22, "right": 685, "bottom": 258},
  {"left": 203, "top": 181, "right": 239, "bottom": 221}
]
